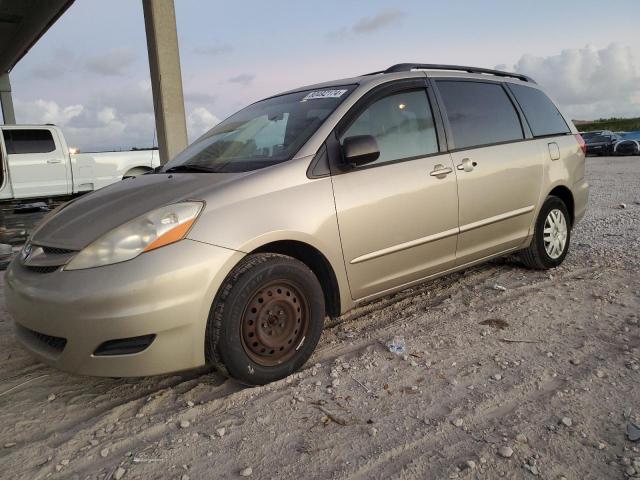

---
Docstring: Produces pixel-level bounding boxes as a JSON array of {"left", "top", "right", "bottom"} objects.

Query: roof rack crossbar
[{"left": 370, "top": 63, "right": 535, "bottom": 83}]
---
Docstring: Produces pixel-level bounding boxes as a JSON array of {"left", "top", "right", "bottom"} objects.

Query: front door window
[{"left": 340, "top": 90, "right": 438, "bottom": 166}]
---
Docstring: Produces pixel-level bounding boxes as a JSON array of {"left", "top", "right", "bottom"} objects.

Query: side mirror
[{"left": 342, "top": 135, "right": 380, "bottom": 167}]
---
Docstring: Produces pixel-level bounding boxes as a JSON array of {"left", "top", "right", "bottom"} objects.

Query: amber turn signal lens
[{"left": 143, "top": 218, "right": 195, "bottom": 252}]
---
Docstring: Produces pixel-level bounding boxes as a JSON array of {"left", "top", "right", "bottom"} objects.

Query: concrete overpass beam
[
  {"left": 142, "top": 0, "right": 188, "bottom": 164},
  {"left": 0, "top": 74, "right": 16, "bottom": 124}
]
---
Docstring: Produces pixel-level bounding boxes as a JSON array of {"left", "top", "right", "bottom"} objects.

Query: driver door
[{"left": 330, "top": 82, "right": 459, "bottom": 300}]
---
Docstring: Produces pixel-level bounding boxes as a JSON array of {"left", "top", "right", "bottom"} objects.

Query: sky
[{"left": 7, "top": 0, "right": 640, "bottom": 151}]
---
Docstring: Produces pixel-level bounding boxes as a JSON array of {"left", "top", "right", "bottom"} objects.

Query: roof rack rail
[{"left": 366, "top": 63, "right": 536, "bottom": 84}]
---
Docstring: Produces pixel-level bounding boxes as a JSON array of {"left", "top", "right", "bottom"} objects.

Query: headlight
[{"left": 65, "top": 202, "right": 203, "bottom": 270}]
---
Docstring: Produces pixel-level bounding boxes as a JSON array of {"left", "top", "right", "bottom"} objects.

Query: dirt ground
[{"left": 0, "top": 155, "right": 639, "bottom": 480}]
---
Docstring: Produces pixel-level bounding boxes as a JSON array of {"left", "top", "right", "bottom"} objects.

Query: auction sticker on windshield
[{"left": 302, "top": 89, "right": 348, "bottom": 101}]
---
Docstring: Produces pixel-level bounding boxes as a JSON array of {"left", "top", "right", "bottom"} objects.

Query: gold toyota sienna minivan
[{"left": 6, "top": 64, "right": 589, "bottom": 385}]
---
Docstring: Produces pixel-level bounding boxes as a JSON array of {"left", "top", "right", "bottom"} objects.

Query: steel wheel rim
[
  {"left": 240, "top": 280, "right": 309, "bottom": 367},
  {"left": 543, "top": 208, "right": 568, "bottom": 259}
]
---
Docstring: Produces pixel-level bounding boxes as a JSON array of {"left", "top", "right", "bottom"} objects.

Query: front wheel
[
  {"left": 519, "top": 196, "right": 571, "bottom": 270},
  {"left": 205, "top": 253, "right": 325, "bottom": 385}
]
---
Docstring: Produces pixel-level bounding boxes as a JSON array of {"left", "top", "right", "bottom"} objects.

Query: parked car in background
[
  {"left": 0, "top": 125, "right": 159, "bottom": 204},
  {"left": 613, "top": 131, "right": 640, "bottom": 155},
  {"left": 580, "top": 131, "right": 619, "bottom": 156},
  {"left": 579, "top": 130, "right": 613, "bottom": 139},
  {"left": 5, "top": 64, "right": 588, "bottom": 385}
]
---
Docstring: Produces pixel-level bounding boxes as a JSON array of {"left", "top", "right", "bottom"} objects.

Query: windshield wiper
[{"left": 164, "top": 164, "right": 215, "bottom": 173}]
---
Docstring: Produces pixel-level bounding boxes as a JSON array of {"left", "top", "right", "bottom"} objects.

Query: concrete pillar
[
  {"left": 0, "top": 74, "right": 16, "bottom": 124},
  {"left": 142, "top": 0, "right": 188, "bottom": 164}
]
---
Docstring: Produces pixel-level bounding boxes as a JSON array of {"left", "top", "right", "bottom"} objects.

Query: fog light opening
[{"left": 93, "top": 334, "right": 156, "bottom": 356}]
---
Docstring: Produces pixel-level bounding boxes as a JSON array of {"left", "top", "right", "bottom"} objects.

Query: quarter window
[
  {"left": 436, "top": 81, "right": 524, "bottom": 150},
  {"left": 508, "top": 84, "right": 570, "bottom": 137},
  {"left": 340, "top": 89, "right": 438, "bottom": 166},
  {"left": 3, "top": 129, "right": 56, "bottom": 154}
]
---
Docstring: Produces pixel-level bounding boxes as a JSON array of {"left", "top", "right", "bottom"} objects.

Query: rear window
[
  {"left": 508, "top": 84, "right": 570, "bottom": 137},
  {"left": 584, "top": 135, "right": 610, "bottom": 144},
  {"left": 3, "top": 129, "right": 56, "bottom": 154},
  {"left": 435, "top": 80, "right": 524, "bottom": 150}
]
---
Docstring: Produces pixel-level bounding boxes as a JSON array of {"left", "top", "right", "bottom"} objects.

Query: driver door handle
[
  {"left": 429, "top": 164, "right": 453, "bottom": 177},
  {"left": 46, "top": 159, "right": 62, "bottom": 164}
]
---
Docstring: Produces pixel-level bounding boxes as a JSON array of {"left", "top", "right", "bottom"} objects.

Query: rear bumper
[
  {"left": 573, "top": 178, "right": 589, "bottom": 225},
  {"left": 4, "top": 239, "right": 244, "bottom": 377}
]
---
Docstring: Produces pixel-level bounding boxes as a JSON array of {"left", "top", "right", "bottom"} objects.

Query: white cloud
[
  {"left": 15, "top": 96, "right": 153, "bottom": 151},
  {"left": 15, "top": 82, "right": 220, "bottom": 151},
  {"left": 187, "top": 106, "right": 220, "bottom": 142},
  {"left": 15, "top": 77, "right": 156, "bottom": 151},
  {"left": 504, "top": 44, "right": 640, "bottom": 119},
  {"left": 97, "top": 107, "right": 117, "bottom": 124},
  {"left": 16, "top": 99, "right": 84, "bottom": 125}
]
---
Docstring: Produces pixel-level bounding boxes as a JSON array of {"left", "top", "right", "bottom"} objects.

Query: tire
[
  {"left": 519, "top": 196, "right": 571, "bottom": 270},
  {"left": 205, "top": 253, "right": 325, "bottom": 385}
]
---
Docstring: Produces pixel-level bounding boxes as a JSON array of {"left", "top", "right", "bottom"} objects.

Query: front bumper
[{"left": 5, "top": 239, "right": 244, "bottom": 377}]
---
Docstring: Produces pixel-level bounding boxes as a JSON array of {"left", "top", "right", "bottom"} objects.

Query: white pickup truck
[
  {"left": 0, "top": 124, "right": 159, "bottom": 202},
  {"left": 0, "top": 124, "right": 160, "bottom": 245}
]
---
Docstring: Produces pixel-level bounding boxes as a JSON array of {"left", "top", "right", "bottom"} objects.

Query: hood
[{"left": 31, "top": 172, "right": 249, "bottom": 250}]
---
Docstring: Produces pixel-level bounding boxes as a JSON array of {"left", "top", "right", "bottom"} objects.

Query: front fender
[{"left": 186, "top": 160, "right": 353, "bottom": 313}]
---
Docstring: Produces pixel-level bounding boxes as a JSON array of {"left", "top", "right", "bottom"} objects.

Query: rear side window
[
  {"left": 508, "top": 84, "right": 570, "bottom": 137},
  {"left": 3, "top": 129, "right": 56, "bottom": 154},
  {"left": 435, "top": 80, "right": 524, "bottom": 150},
  {"left": 340, "top": 89, "right": 439, "bottom": 166}
]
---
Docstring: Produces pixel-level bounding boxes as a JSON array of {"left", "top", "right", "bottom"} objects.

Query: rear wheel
[
  {"left": 205, "top": 253, "right": 325, "bottom": 385},
  {"left": 519, "top": 196, "right": 571, "bottom": 270}
]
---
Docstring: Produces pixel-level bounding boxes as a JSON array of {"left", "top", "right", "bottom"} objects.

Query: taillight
[{"left": 575, "top": 134, "right": 587, "bottom": 156}]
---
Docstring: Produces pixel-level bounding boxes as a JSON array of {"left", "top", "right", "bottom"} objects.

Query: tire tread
[
  {"left": 204, "top": 253, "right": 314, "bottom": 380},
  {"left": 519, "top": 195, "right": 571, "bottom": 270}
]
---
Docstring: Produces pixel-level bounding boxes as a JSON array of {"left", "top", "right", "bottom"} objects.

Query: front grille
[
  {"left": 18, "top": 325, "right": 67, "bottom": 353},
  {"left": 25, "top": 265, "right": 59, "bottom": 274},
  {"left": 41, "top": 246, "right": 76, "bottom": 255},
  {"left": 22, "top": 244, "right": 77, "bottom": 273}
]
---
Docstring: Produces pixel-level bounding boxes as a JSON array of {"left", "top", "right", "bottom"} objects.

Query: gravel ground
[{"left": 0, "top": 155, "right": 639, "bottom": 480}]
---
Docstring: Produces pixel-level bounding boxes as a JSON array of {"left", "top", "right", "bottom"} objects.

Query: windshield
[{"left": 164, "top": 86, "right": 355, "bottom": 173}]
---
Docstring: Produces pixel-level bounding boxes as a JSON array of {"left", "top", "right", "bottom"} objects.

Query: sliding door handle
[{"left": 456, "top": 158, "right": 477, "bottom": 172}]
